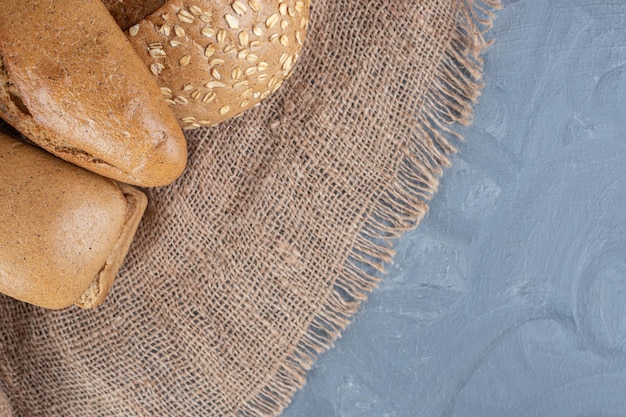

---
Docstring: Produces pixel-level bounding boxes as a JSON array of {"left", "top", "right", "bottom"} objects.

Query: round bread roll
[
  {"left": 0, "top": 132, "right": 147, "bottom": 309},
  {"left": 124, "top": 0, "right": 311, "bottom": 129},
  {"left": 0, "top": 0, "right": 187, "bottom": 187}
]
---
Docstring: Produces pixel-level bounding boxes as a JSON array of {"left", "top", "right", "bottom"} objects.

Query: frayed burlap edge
[{"left": 238, "top": 0, "right": 502, "bottom": 415}]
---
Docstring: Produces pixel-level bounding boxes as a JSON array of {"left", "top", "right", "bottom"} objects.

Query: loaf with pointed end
[
  {"left": 0, "top": 0, "right": 187, "bottom": 187},
  {"left": 122, "top": 0, "right": 310, "bottom": 130},
  {"left": 0, "top": 132, "right": 147, "bottom": 309}
]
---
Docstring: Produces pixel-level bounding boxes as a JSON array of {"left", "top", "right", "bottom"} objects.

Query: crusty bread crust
[
  {"left": 0, "top": 132, "right": 147, "bottom": 309},
  {"left": 75, "top": 184, "right": 147, "bottom": 309},
  {"left": 0, "top": 0, "right": 187, "bottom": 187}
]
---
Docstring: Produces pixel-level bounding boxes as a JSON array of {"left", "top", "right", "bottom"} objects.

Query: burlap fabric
[{"left": 0, "top": 0, "right": 498, "bottom": 415}]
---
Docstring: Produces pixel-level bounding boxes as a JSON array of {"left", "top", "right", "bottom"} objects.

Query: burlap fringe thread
[{"left": 240, "top": 0, "right": 502, "bottom": 415}]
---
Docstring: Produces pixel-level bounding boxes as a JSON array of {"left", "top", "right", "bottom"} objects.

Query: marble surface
[{"left": 282, "top": 1, "right": 626, "bottom": 416}]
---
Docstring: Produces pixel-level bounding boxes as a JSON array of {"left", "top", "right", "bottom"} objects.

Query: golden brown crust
[
  {"left": 0, "top": 132, "right": 147, "bottom": 309},
  {"left": 125, "top": 0, "right": 310, "bottom": 129},
  {"left": 101, "top": 0, "right": 167, "bottom": 30},
  {"left": 75, "top": 183, "right": 147, "bottom": 309},
  {"left": 0, "top": 0, "right": 187, "bottom": 187}
]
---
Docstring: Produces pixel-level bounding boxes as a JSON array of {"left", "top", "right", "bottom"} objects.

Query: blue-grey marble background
[{"left": 283, "top": 1, "right": 626, "bottom": 416}]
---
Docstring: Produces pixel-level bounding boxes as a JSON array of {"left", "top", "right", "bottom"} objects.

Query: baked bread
[
  {"left": 122, "top": 0, "right": 311, "bottom": 129},
  {"left": 0, "top": 0, "right": 187, "bottom": 187},
  {"left": 0, "top": 131, "right": 147, "bottom": 309}
]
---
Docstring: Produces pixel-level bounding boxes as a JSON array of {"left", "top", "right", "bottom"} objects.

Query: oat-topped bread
[
  {"left": 0, "top": 132, "right": 147, "bottom": 309},
  {"left": 0, "top": 0, "right": 187, "bottom": 187},
  {"left": 122, "top": 0, "right": 311, "bottom": 129}
]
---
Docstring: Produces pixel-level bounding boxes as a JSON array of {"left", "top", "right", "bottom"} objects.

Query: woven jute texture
[{"left": 0, "top": 0, "right": 498, "bottom": 415}]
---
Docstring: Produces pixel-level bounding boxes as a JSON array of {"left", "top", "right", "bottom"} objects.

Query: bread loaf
[
  {"left": 0, "top": 132, "right": 147, "bottom": 309},
  {"left": 0, "top": 0, "right": 187, "bottom": 187},
  {"left": 122, "top": 0, "right": 311, "bottom": 129}
]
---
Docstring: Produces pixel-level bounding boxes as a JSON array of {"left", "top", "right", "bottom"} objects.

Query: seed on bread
[
  {"left": 179, "top": 54, "right": 192, "bottom": 66},
  {"left": 201, "top": 27, "right": 216, "bottom": 37},
  {"left": 225, "top": 14, "right": 239, "bottom": 29},
  {"left": 232, "top": 1, "right": 247, "bottom": 15},
  {"left": 249, "top": 0, "right": 262, "bottom": 12},
  {"left": 129, "top": 24, "right": 140, "bottom": 36},
  {"left": 265, "top": 13, "right": 279, "bottom": 29},
  {"left": 177, "top": 9, "right": 194, "bottom": 23},
  {"left": 189, "top": 5, "right": 203, "bottom": 15},
  {"left": 174, "top": 25, "right": 186, "bottom": 37}
]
